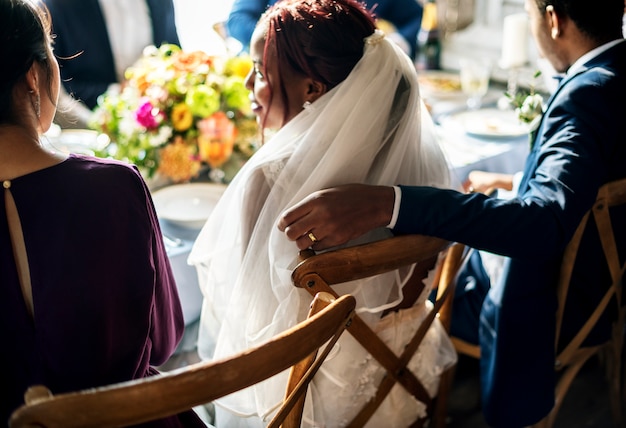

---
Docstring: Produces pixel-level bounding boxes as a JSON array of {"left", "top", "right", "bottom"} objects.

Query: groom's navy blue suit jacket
[
  {"left": 45, "top": 0, "right": 179, "bottom": 109},
  {"left": 394, "top": 40, "right": 626, "bottom": 427}
]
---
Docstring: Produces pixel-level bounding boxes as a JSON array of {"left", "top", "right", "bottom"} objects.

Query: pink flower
[{"left": 134, "top": 99, "right": 162, "bottom": 129}]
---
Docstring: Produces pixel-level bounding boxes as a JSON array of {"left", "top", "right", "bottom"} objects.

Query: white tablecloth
[
  {"left": 161, "top": 221, "right": 204, "bottom": 325},
  {"left": 439, "top": 123, "right": 529, "bottom": 188}
]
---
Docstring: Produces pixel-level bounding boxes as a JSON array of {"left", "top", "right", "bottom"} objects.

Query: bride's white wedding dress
[{"left": 189, "top": 31, "right": 457, "bottom": 427}]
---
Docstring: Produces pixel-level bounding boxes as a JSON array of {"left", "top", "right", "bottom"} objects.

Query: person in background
[
  {"left": 189, "top": 0, "right": 455, "bottom": 426},
  {"left": 0, "top": 1, "right": 204, "bottom": 426},
  {"left": 277, "top": 0, "right": 626, "bottom": 426},
  {"left": 225, "top": 0, "right": 423, "bottom": 59},
  {"left": 43, "top": 0, "right": 179, "bottom": 128}
]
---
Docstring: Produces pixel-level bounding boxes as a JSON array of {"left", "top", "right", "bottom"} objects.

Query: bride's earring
[
  {"left": 29, "top": 90, "right": 41, "bottom": 118},
  {"left": 302, "top": 101, "right": 311, "bottom": 109}
]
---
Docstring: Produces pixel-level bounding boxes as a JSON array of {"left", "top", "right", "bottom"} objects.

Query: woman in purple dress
[{"left": 0, "top": 1, "right": 204, "bottom": 426}]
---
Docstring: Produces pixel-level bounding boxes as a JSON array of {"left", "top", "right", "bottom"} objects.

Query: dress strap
[{"left": 4, "top": 180, "right": 34, "bottom": 320}]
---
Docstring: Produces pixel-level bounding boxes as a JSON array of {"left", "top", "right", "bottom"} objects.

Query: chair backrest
[
  {"left": 438, "top": 178, "right": 626, "bottom": 428},
  {"left": 532, "top": 177, "right": 626, "bottom": 428},
  {"left": 9, "top": 292, "right": 356, "bottom": 428},
  {"left": 554, "top": 177, "right": 626, "bottom": 363},
  {"left": 292, "top": 234, "right": 463, "bottom": 427}
]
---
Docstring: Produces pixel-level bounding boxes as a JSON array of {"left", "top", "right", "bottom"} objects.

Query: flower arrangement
[
  {"left": 89, "top": 44, "right": 259, "bottom": 183},
  {"left": 505, "top": 70, "right": 545, "bottom": 148},
  {"left": 505, "top": 70, "right": 544, "bottom": 125}
]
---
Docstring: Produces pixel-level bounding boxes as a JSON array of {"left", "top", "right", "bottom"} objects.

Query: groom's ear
[{"left": 546, "top": 5, "right": 561, "bottom": 39}]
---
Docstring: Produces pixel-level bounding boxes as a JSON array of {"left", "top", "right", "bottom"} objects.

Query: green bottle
[{"left": 416, "top": 0, "right": 441, "bottom": 70}]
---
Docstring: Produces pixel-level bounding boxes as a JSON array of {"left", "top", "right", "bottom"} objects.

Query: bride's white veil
[{"left": 188, "top": 30, "right": 449, "bottom": 421}]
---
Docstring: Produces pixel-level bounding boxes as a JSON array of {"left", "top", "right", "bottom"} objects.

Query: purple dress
[{"left": 1, "top": 154, "right": 205, "bottom": 427}]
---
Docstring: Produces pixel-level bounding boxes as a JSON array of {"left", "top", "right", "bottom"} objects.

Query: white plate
[
  {"left": 417, "top": 71, "right": 463, "bottom": 100},
  {"left": 152, "top": 183, "right": 226, "bottom": 229},
  {"left": 442, "top": 108, "right": 529, "bottom": 139},
  {"left": 46, "top": 129, "right": 111, "bottom": 154}
]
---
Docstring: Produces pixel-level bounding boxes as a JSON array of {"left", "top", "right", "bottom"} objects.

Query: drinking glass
[
  {"left": 198, "top": 136, "right": 235, "bottom": 183},
  {"left": 459, "top": 58, "right": 492, "bottom": 110},
  {"left": 197, "top": 112, "right": 237, "bottom": 183}
]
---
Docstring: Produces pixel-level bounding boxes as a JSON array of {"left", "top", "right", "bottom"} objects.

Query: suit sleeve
[
  {"left": 147, "top": 0, "right": 181, "bottom": 46},
  {"left": 371, "top": 0, "right": 422, "bottom": 59},
  {"left": 394, "top": 67, "right": 625, "bottom": 261},
  {"left": 226, "top": 0, "right": 270, "bottom": 51}
]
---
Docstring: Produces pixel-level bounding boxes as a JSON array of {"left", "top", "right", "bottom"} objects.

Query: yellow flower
[
  {"left": 171, "top": 103, "right": 193, "bottom": 131},
  {"left": 225, "top": 56, "right": 253, "bottom": 79},
  {"left": 157, "top": 137, "right": 201, "bottom": 183}
]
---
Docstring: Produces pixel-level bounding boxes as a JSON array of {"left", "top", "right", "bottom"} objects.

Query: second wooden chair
[
  {"left": 292, "top": 234, "right": 465, "bottom": 427},
  {"left": 9, "top": 292, "right": 356, "bottom": 428}
]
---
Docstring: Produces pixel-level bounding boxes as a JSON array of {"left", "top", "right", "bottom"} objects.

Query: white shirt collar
[
  {"left": 99, "top": 0, "right": 152, "bottom": 82},
  {"left": 567, "top": 39, "right": 625, "bottom": 76}
]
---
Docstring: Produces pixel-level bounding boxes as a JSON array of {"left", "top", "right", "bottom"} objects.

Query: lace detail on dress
[
  {"left": 261, "top": 158, "right": 287, "bottom": 187},
  {"left": 306, "top": 297, "right": 457, "bottom": 427}
]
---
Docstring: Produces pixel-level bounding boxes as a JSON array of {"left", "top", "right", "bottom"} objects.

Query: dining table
[{"left": 436, "top": 110, "right": 529, "bottom": 188}]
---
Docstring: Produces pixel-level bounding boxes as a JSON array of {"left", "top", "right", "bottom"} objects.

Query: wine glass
[
  {"left": 197, "top": 112, "right": 237, "bottom": 183},
  {"left": 459, "top": 58, "right": 492, "bottom": 110},
  {"left": 198, "top": 136, "right": 235, "bottom": 183}
]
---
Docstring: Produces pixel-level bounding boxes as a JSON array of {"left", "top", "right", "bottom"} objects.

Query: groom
[{"left": 277, "top": 0, "right": 626, "bottom": 426}]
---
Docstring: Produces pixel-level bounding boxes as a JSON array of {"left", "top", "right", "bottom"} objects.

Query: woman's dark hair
[
  {"left": 260, "top": 0, "right": 377, "bottom": 126},
  {"left": 534, "top": 0, "right": 624, "bottom": 43},
  {"left": 0, "top": 0, "right": 54, "bottom": 123}
]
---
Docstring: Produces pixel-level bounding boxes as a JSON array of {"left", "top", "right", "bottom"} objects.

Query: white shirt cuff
[
  {"left": 512, "top": 171, "right": 524, "bottom": 194},
  {"left": 386, "top": 186, "right": 401, "bottom": 229}
]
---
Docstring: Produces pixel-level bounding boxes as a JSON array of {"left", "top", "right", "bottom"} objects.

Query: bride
[{"left": 189, "top": 0, "right": 456, "bottom": 426}]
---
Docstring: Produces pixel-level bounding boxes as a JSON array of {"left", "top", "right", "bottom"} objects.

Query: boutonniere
[{"left": 505, "top": 70, "right": 544, "bottom": 148}]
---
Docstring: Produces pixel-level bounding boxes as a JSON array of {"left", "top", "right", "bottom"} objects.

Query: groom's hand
[{"left": 277, "top": 184, "right": 395, "bottom": 250}]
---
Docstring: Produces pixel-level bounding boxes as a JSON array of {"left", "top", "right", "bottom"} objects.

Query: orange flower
[
  {"left": 125, "top": 68, "right": 151, "bottom": 94},
  {"left": 157, "top": 136, "right": 201, "bottom": 182},
  {"left": 172, "top": 50, "right": 212, "bottom": 73},
  {"left": 197, "top": 112, "right": 237, "bottom": 167}
]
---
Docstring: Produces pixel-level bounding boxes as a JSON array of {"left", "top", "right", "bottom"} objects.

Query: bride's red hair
[{"left": 259, "top": 0, "right": 377, "bottom": 126}]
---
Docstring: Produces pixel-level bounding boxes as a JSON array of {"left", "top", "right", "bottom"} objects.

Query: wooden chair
[
  {"left": 292, "top": 234, "right": 466, "bottom": 427},
  {"left": 428, "top": 241, "right": 467, "bottom": 428},
  {"left": 439, "top": 178, "right": 626, "bottom": 428},
  {"left": 446, "top": 252, "right": 481, "bottom": 361},
  {"left": 9, "top": 292, "right": 356, "bottom": 428},
  {"left": 531, "top": 177, "right": 626, "bottom": 428},
  {"left": 449, "top": 335, "right": 480, "bottom": 359}
]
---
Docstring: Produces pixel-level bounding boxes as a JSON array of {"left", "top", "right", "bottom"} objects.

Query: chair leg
[
  {"left": 531, "top": 348, "right": 599, "bottom": 428},
  {"left": 429, "top": 363, "right": 457, "bottom": 428},
  {"left": 409, "top": 416, "right": 426, "bottom": 428},
  {"left": 531, "top": 418, "right": 551, "bottom": 428},
  {"left": 619, "top": 325, "right": 626, "bottom": 425},
  {"left": 605, "top": 323, "right": 624, "bottom": 427}
]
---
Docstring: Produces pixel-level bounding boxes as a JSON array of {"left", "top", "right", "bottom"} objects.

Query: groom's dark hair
[{"left": 534, "top": 0, "right": 624, "bottom": 43}]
